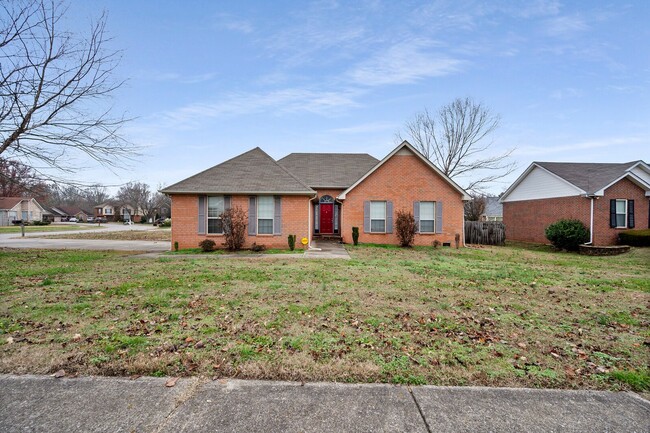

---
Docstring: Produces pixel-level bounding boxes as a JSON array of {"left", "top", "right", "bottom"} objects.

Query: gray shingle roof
[
  {"left": 161, "top": 147, "right": 314, "bottom": 195},
  {"left": 536, "top": 161, "right": 643, "bottom": 195},
  {"left": 277, "top": 153, "right": 379, "bottom": 188}
]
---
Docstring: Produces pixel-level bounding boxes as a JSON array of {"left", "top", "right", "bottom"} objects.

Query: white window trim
[
  {"left": 419, "top": 201, "right": 436, "bottom": 233},
  {"left": 615, "top": 199, "right": 627, "bottom": 229},
  {"left": 370, "top": 201, "right": 386, "bottom": 233},
  {"left": 207, "top": 196, "right": 225, "bottom": 235},
  {"left": 257, "top": 196, "right": 274, "bottom": 235}
]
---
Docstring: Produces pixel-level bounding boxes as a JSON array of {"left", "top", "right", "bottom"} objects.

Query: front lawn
[{"left": 0, "top": 244, "right": 648, "bottom": 391}]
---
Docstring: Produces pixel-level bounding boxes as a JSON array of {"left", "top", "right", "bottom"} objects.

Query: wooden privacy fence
[{"left": 464, "top": 221, "right": 506, "bottom": 245}]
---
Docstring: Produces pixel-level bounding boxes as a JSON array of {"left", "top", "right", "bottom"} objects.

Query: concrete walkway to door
[{"left": 305, "top": 239, "right": 350, "bottom": 259}]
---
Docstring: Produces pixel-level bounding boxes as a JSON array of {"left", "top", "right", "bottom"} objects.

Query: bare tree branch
[
  {"left": 0, "top": 0, "right": 136, "bottom": 183},
  {"left": 396, "top": 97, "right": 516, "bottom": 193}
]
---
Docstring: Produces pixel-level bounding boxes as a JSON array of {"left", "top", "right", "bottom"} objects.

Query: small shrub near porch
[{"left": 545, "top": 219, "right": 589, "bottom": 251}]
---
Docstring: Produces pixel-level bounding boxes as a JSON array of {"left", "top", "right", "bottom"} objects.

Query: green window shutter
[
  {"left": 413, "top": 201, "right": 420, "bottom": 233},
  {"left": 435, "top": 201, "right": 443, "bottom": 233},
  {"left": 198, "top": 196, "right": 206, "bottom": 235},
  {"left": 386, "top": 201, "right": 393, "bottom": 234},
  {"left": 273, "top": 196, "right": 282, "bottom": 235},
  {"left": 248, "top": 196, "right": 257, "bottom": 236},
  {"left": 363, "top": 201, "right": 370, "bottom": 233},
  {"left": 627, "top": 199, "right": 635, "bottom": 228},
  {"left": 609, "top": 199, "right": 616, "bottom": 228}
]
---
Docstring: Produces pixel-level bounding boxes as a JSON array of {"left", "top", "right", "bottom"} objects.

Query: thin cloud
[
  {"left": 214, "top": 13, "right": 253, "bottom": 34},
  {"left": 330, "top": 121, "right": 398, "bottom": 134},
  {"left": 515, "top": 136, "right": 646, "bottom": 156},
  {"left": 544, "top": 15, "right": 589, "bottom": 38},
  {"left": 348, "top": 39, "right": 465, "bottom": 86},
  {"left": 158, "top": 87, "right": 363, "bottom": 128}
]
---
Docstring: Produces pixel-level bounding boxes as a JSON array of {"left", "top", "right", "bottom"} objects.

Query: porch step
[{"left": 313, "top": 234, "right": 342, "bottom": 241}]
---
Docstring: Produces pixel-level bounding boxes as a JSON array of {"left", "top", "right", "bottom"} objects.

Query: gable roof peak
[{"left": 161, "top": 146, "right": 314, "bottom": 195}]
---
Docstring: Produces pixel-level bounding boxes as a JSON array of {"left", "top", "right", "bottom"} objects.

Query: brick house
[
  {"left": 0, "top": 197, "right": 49, "bottom": 225},
  {"left": 501, "top": 161, "right": 650, "bottom": 245},
  {"left": 161, "top": 141, "right": 470, "bottom": 249}
]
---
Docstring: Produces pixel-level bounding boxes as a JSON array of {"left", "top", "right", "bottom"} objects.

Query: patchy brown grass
[
  {"left": 0, "top": 244, "right": 648, "bottom": 390},
  {"left": 41, "top": 229, "right": 171, "bottom": 241}
]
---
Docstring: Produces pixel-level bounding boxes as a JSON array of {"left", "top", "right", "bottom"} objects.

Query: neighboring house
[
  {"left": 480, "top": 196, "right": 503, "bottom": 221},
  {"left": 94, "top": 203, "right": 115, "bottom": 221},
  {"left": 161, "top": 141, "right": 470, "bottom": 249},
  {"left": 94, "top": 202, "right": 142, "bottom": 222},
  {"left": 501, "top": 161, "right": 650, "bottom": 246},
  {"left": 51, "top": 206, "right": 93, "bottom": 222},
  {"left": 0, "top": 197, "right": 49, "bottom": 226},
  {"left": 44, "top": 207, "right": 66, "bottom": 223}
]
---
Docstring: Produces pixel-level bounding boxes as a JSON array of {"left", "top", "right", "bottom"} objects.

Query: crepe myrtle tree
[
  {"left": 0, "top": 0, "right": 134, "bottom": 184},
  {"left": 396, "top": 97, "right": 516, "bottom": 193}
]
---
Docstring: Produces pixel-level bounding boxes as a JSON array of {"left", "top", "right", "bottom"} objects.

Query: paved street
[
  {"left": 0, "top": 223, "right": 169, "bottom": 252},
  {"left": 0, "top": 375, "right": 648, "bottom": 433}
]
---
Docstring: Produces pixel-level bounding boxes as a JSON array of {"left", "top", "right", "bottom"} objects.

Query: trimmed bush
[
  {"left": 288, "top": 234, "right": 296, "bottom": 251},
  {"left": 198, "top": 239, "right": 216, "bottom": 252},
  {"left": 250, "top": 243, "right": 266, "bottom": 252},
  {"left": 618, "top": 229, "right": 650, "bottom": 247},
  {"left": 159, "top": 218, "right": 171, "bottom": 228},
  {"left": 395, "top": 209, "right": 417, "bottom": 247},
  {"left": 352, "top": 227, "right": 359, "bottom": 245},
  {"left": 545, "top": 219, "right": 589, "bottom": 251},
  {"left": 33, "top": 220, "right": 51, "bottom": 226},
  {"left": 174, "top": 241, "right": 179, "bottom": 252}
]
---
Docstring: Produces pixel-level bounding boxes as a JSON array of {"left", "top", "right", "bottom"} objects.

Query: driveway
[{"left": 0, "top": 223, "right": 169, "bottom": 252}]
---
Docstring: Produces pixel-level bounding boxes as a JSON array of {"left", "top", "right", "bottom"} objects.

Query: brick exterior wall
[
  {"left": 170, "top": 194, "right": 310, "bottom": 250},
  {"left": 340, "top": 153, "right": 465, "bottom": 246},
  {"left": 503, "top": 177, "right": 649, "bottom": 246}
]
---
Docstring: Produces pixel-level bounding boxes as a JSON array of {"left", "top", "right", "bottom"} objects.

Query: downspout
[{"left": 585, "top": 195, "right": 595, "bottom": 245}]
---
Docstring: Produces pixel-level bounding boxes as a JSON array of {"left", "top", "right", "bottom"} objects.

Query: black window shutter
[
  {"left": 627, "top": 199, "right": 635, "bottom": 228},
  {"left": 609, "top": 199, "right": 616, "bottom": 228}
]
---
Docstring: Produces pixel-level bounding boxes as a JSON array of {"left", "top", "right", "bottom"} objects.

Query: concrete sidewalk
[{"left": 1, "top": 375, "right": 647, "bottom": 432}]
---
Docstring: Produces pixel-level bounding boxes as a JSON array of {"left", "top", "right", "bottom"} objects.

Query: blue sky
[{"left": 66, "top": 0, "right": 649, "bottom": 194}]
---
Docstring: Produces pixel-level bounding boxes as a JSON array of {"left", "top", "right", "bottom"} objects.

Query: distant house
[
  {"left": 0, "top": 197, "right": 49, "bottom": 226},
  {"left": 51, "top": 206, "right": 93, "bottom": 222},
  {"left": 480, "top": 197, "right": 503, "bottom": 221},
  {"left": 501, "top": 161, "right": 650, "bottom": 245},
  {"left": 94, "top": 202, "right": 142, "bottom": 222},
  {"left": 161, "top": 141, "right": 470, "bottom": 250}
]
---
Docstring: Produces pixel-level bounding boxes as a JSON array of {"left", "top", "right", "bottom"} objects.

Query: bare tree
[
  {"left": 0, "top": 0, "right": 134, "bottom": 182},
  {"left": 116, "top": 181, "right": 149, "bottom": 217},
  {"left": 396, "top": 97, "right": 515, "bottom": 192},
  {"left": 464, "top": 194, "right": 487, "bottom": 221},
  {"left": 83, "top": 184, "right": 109, "bottom": 207},
  {"left": 0, "top": 157, "right": 36, "bottom": 196}
]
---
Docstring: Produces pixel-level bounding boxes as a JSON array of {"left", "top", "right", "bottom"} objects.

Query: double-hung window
[
  {"left": 207, "top": 196, "right": 225, "bottom": 234},
  {"left": 614, "top": 199, "right": 627, "bottom": 228},
  {"left": 370, "top": 201, "right": 386, "bottom": 233},
  {"left": 419, "top": 201, "right": 435, "bottom": 233},
  {"left": 257, "top": 196, "right": 274, "bottom": 234}
]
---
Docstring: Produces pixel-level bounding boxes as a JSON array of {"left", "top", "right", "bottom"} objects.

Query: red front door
[{"left": 320, "top": 204, "right": 333, "bottom": 234}]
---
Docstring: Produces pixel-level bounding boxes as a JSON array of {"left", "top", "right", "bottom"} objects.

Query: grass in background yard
[
  {"left": 0, "top": 244, "right": 648, "bottom": 392},
  {"left": 0, "top": 225, "right": 100, "bottom": 233},
  {"left": 41, "top": 229, "right": 171, "bottom": 242}
]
